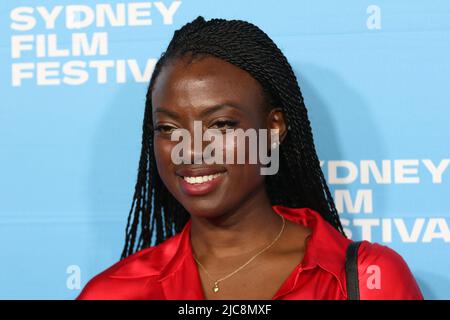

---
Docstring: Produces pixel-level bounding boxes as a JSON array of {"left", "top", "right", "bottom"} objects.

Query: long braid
[{"left": 121, "top": 16, "right": 345, "bottom": 259}]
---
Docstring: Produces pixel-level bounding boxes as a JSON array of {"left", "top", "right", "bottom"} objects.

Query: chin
[{"left": 181, "top": 199, "right": 228, "bottom": 219}]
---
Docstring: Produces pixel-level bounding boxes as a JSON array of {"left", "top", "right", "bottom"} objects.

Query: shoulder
[
  {"left": 76, "top": 235, "right": 182, "bottom": 300},
  {"left": 356, "top": 241, "right": 424, "bottom": 300}
]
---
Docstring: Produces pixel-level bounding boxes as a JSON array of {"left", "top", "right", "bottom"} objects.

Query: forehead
[{"left": 151, "top": 54, "right": 267, "bottom": 114}]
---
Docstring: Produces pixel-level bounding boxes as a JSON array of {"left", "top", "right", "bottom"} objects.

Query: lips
[
  {"left": 176, "top": 166, "right": 227, "bottom": 178},
  {"left": 176, "top": 166, "right": 227, "bottom": 196}
]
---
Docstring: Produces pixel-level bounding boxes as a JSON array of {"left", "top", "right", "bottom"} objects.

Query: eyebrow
[
  {"left": 154, "top": 103, "right": 241, "bottom": 119},
  {"left": 154, "top": 107, "right": 180, "bottom": 119}
]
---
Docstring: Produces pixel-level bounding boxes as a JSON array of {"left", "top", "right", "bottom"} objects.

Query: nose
[
  {"left": 187, "top": 133, "right": 220, "bottom": 165},
  {"left": 181, "top": 120, "right": 220, "bottom": 165}
]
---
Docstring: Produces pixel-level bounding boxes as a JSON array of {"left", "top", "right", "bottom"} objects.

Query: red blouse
[{"left": 76, "top": 205, "right": 423, "bottom": 300}]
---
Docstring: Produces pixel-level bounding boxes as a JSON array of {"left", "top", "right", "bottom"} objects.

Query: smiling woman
[{"left": 76, "top": 15, "right": 423, "bottom": 300}]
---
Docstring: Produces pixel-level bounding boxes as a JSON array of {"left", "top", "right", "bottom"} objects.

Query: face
[{"left": 151, "top": 54, "right": 286, "bottom": 219}]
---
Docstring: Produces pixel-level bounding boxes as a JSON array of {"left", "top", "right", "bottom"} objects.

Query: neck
[{"left": 189, "top": 187, "right": 283, "bottom": 259}]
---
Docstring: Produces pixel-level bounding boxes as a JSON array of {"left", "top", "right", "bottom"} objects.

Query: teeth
[{"left": 183, "top": 172, "right": 225, "bottom": 184}]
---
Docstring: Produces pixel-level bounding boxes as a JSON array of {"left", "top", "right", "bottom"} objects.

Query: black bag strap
[{"left": 345, "top": 241, "right": 362, "bottom": 300}]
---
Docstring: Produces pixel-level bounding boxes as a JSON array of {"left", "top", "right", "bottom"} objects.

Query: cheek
[
  {"left": 221, "top": 136, "right": 265, "bottom": 188},
  {"left": 225, "top": 164, "right": 265, "bottom": 202},
  {"left": 154, "top": 140, "right": 175, "bottom": 182},
  {"left": 221, "top": 132, "right": 268, "bottom": 167}
]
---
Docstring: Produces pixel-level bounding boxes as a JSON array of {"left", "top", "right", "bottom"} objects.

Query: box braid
[{"left": 120, "top": 16, "right": 346, "bottom": 259}]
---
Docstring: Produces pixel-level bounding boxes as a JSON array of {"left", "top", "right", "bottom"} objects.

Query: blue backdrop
[{"left": 0, "top": 0, "right": 449, "bottom": 299}]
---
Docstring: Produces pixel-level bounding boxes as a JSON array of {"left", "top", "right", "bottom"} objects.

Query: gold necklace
[{"left": 192, "top": 214, "right": 286, "bottom": 293}]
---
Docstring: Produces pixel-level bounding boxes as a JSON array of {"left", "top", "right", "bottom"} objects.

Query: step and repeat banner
[{"left": 0, "top": 0, "right": 449, "bottom": 299}]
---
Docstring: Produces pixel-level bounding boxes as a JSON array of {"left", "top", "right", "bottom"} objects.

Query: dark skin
[{"left": 151, "top": 54, "right": 312, "bottom": 300}]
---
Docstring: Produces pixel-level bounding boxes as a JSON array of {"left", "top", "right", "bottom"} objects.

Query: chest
[{"left": 198, "top": 250, "right": 304, "bottom": 300}]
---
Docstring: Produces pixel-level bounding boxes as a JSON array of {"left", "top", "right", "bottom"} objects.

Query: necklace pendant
[{"left": 213, "top": 281, "right": 220, "bottom": 293}]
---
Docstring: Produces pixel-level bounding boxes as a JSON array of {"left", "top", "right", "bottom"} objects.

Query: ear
[{"left": 266, "top": 108, "right": 287, "bottom": 145}]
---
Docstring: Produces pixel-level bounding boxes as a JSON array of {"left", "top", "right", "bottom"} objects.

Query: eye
[
  {"left": 154, "top": 124, "right": 177, "bottom": 134},
  {"left": 210, "top": 120, "right": 239, "bottom": 130}
]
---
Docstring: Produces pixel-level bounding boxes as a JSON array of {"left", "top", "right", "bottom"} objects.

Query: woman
[{"left": 77, "top": 16, "right": 423, "bottom": 300}]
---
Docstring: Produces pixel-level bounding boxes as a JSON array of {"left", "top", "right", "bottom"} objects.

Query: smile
[
  {"left": 182, "top": 172, "right": 226, "bottom": 184},
  {"left": 177, "top": 170, "right": 227, "bottom": 196}
]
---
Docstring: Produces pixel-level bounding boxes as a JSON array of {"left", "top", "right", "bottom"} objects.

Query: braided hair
[{"left": 121, "top": 16, "right": 345, "bottom": 259}]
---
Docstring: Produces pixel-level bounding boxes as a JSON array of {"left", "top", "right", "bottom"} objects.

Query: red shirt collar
[{"left": 156, "top": 205, "right": 350, "bottom": 299}]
